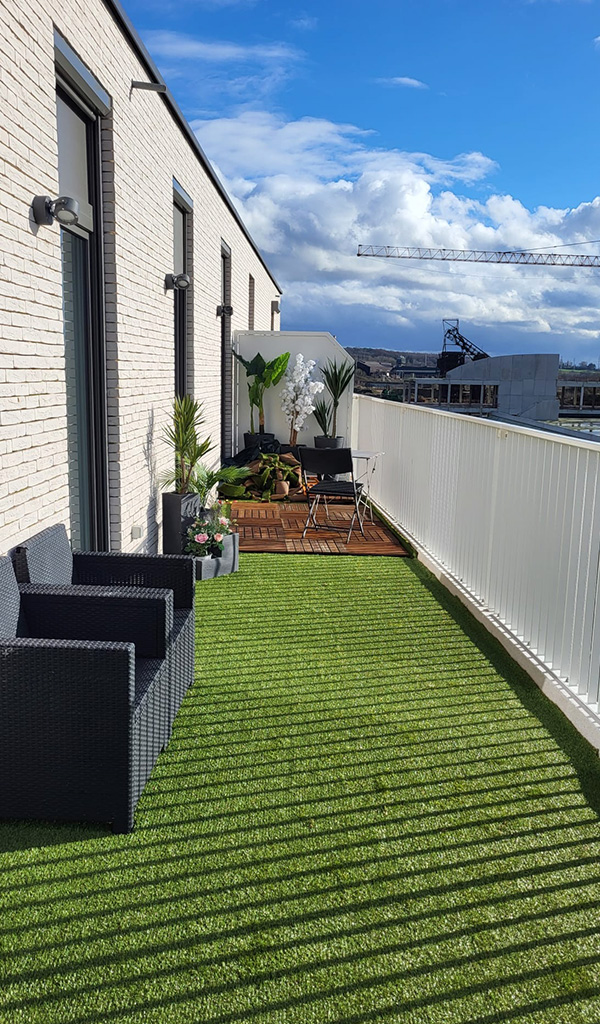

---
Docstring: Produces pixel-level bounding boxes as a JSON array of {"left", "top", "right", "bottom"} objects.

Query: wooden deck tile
[{"left": 231, "top": 500, "right": 408, "bottom": 557}]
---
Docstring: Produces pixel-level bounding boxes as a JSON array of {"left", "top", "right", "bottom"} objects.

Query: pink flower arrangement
[{"left": 185, "top": 500, "right": 236, "bottom": 558}]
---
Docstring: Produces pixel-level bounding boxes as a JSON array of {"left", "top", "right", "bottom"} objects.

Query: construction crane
[
  {"left": 357, "top": 243, "right": 600, "bottom": 375},
  {"left": 357, "top": 245, "right": 600, "bottom": 267}
]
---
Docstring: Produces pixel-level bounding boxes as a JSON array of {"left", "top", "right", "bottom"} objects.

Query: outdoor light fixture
[
  {"left": 32, "top": 195, "right": 80, "bottom": 227},
  {"left": 165, "top": 273, "right": 191, "bottom": 291},
  {"left": 216, "top": 304, "right": 234, "bottom": 317},
  {"left": 131, "top": 80, "right": 167, "bottom": 93}
]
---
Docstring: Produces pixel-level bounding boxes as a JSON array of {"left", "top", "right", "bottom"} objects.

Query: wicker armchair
[
  {"left": 0, "top": 556, "right": 175, "bottom": 833},
  {"left": 13, "top": 524, "right": 195, "bottom": 731}
]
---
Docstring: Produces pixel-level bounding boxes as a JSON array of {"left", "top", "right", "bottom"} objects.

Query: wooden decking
[{"left": 232, "top": 500, "right": 409, "bottom": 556}]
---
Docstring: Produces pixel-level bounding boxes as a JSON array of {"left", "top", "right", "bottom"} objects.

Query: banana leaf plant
[{"left": 233, "top": 350, "right": 290, "bottom": 434}]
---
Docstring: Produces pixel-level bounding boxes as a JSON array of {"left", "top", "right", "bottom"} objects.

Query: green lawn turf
[{"left": 1, "top": 553, "right": 600, "bottom": 1024}]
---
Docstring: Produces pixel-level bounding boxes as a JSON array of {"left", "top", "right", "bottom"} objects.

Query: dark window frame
[
  {"left": 220, "top": 241, "right": 232, "bottom": 459},
  {"left": 172, "top": 181, "right": 193, "bottom": 398},
  {"left": 55, "top": 75, "right": 109, "bottom": 550}
]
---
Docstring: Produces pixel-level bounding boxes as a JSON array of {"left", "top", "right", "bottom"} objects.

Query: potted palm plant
[
  {"left": 233, "top": 350, "right": 290, "bottom": 447},
  {"left": 314, "top": 357, "right": 355, "bottom": 447},
  {"left": 161, "top": 396, "right": 213, "bottom": 554},
  {"left": 192, "top": 464, "right": 251, "bottom": 505}
]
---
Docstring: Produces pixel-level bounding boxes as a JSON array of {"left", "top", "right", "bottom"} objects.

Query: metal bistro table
[{"left": 352, "top": 449, "right": 383, "bottom": 523}]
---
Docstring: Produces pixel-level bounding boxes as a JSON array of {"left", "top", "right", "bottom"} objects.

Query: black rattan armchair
[
  {"left": 0, "top": 556, "right": 174, "bottom": 833},
  {"left": 13, "top": 524, "right": 195, "bottom": 729}
]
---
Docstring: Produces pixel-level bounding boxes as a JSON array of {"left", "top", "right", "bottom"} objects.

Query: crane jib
[{"left": 356, "top": 245, "right": 600, "bottom": 267}]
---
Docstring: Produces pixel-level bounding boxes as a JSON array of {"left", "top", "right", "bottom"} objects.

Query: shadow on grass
[
  {"left": 406, "top": 556, "right": 600, "bottom": 818},
  {"left": 0, "top": 819, "right": 108, "bottom": 853}
]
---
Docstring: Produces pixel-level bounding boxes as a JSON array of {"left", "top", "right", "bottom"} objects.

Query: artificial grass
[{"left": 1, "top": 553, "right": 600, "bottom": 1024}]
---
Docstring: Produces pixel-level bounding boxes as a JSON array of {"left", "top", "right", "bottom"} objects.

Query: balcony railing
[{"left": 352, "top": 394, "right": 600, "bottom": 727}]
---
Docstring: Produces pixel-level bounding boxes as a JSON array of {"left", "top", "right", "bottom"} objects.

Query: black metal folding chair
[{"left": 298, "top": 447, "right": 366, "bottom": 543}]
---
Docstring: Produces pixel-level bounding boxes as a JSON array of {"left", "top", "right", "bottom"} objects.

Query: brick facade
[{"left": 0, "top": 0, "right": 281, "bottom": 553}]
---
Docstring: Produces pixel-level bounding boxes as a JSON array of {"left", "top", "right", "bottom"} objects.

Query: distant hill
[{"left": 346, "top": 346, "right": 438, "bottom": 367}]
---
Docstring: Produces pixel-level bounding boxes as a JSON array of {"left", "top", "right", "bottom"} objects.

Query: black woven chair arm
[
  {"left": 0, "top": 637, "right": 135, "bottom": 705},
  {"left": 19, "top": 586, "right": 173, "bottom": 659},
  {"left": 72, "top": 551, "right": 195, "bottom": 609}
]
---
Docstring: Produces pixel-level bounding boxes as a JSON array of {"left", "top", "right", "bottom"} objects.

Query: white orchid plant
[{"left": 280, "top": 354, "right": 325, "bottom": 445}]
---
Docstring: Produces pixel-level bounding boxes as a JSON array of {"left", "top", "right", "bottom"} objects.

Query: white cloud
[
  {"left": 377, "top": 76, "right": 428, "bottom": 89},
  {"left": 142, "top": 29, "right": 304, "bottom": 107},
  {"left": 290, "top": 15, "right": 318, "bottom": 30},
  {"left": 143, "top": 30, "right": 301, "bottom": 63},
  {"left": 193, "top": 110, "right": 600, "bottom": 354}
]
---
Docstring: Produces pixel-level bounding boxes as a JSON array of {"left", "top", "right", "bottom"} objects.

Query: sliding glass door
[
  {"left": 57, "top": 87, "right": 108, "bottom": 549},
  {"left": 61, "top": 229, "right": 94, "bottom": 549}
]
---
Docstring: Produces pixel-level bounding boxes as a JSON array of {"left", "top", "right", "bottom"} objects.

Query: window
[
  {"left": 173, "top": 203, "right": 188, "bottom": 395},
  {"left": 172, "top": 180, "right": 193, "bottom": 397},
  {"left": 57, "top": 84, "right": 108, "bottom": 550},
  {"left": 220, "top": 242, "right": 232, "bottom": 459}
]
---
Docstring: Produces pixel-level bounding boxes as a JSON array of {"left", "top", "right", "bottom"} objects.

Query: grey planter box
[{"left": 195, "top": 533, "right": 239, "bottom": 580}]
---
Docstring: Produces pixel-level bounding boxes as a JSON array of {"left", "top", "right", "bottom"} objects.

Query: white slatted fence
[{"left": 352, "top": 395, "right": 600, "bottom": 714}]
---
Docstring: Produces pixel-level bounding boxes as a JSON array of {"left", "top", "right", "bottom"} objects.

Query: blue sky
[{"left": 122, "top": 0, "right": 600, "bottom": 361}]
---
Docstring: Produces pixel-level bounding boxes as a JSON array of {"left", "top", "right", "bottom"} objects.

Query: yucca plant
[
  {"left": 313, "top": 397, "right": 333, "bottom": 437},
  {"left": 162, "top": 395, "right": 213, "bottom": 494},
  {"left": 321, "top": 358, "right": 355, "bottom": 437}
]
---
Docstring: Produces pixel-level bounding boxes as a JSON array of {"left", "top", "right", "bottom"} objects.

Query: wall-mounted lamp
[
  {"left": 216, "top": 304, "right": 234, "bottom": 317},
  {"left": 165, "top": 273, "right": 191, "bottom": 291},
  {"left": 131, "top": 81, "right": 167, "bottom": 93},
  {"left": 32, "top": 195, "right": 80, "bottom": 227}
]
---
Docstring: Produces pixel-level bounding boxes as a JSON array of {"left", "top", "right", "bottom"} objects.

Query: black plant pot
[
  {"left": 244, "top": 431, "right": 275, "bottom": 450},
  {"left": 162, "top": 492, "right": 207, "bottom": 554},
  {"left": 314, "top": 435, "right": 345, "bottom": 449}
]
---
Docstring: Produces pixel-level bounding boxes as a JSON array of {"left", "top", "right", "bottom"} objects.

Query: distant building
[
  {"left": 394, "top": 353, "right": 560, "bottom": 422},
  {"left": 357, "top": 360, "right": 390, "bottom": 377}
]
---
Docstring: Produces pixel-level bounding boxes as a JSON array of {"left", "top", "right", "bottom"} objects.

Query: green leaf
[
  {"left": 234, "top": 351, "right": 267, "bottom": 378},
  {"left": 321, "top": 358, "right": 355, "bottom": 404},
  {"left": 313, "top": 397, "right": 333, "bottom": 436},
  {"left": 248, "top": 379, "right": 263, "bottom": 408},
  {"left": 218, "top": 482, "right": 247, "bottom": 498},
  {"left": 264, "top": 352, "right": 290, "bottom": 387}
]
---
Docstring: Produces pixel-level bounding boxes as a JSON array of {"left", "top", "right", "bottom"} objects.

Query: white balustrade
[{"left": 352, "top": 395, "right": 600, "bottom": 709}]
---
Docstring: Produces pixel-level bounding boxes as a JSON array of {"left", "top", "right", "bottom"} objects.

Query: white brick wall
[{"left": 0, "top": 0, "right": 281, "bottom": 553}]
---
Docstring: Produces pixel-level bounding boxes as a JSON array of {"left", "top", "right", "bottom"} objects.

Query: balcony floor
[
  {"left": 233, "top": 500, "right": 409, "bottom": 555},
  {"left": 2, "top": 554, "right": 600, "bottom": 1023}
]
